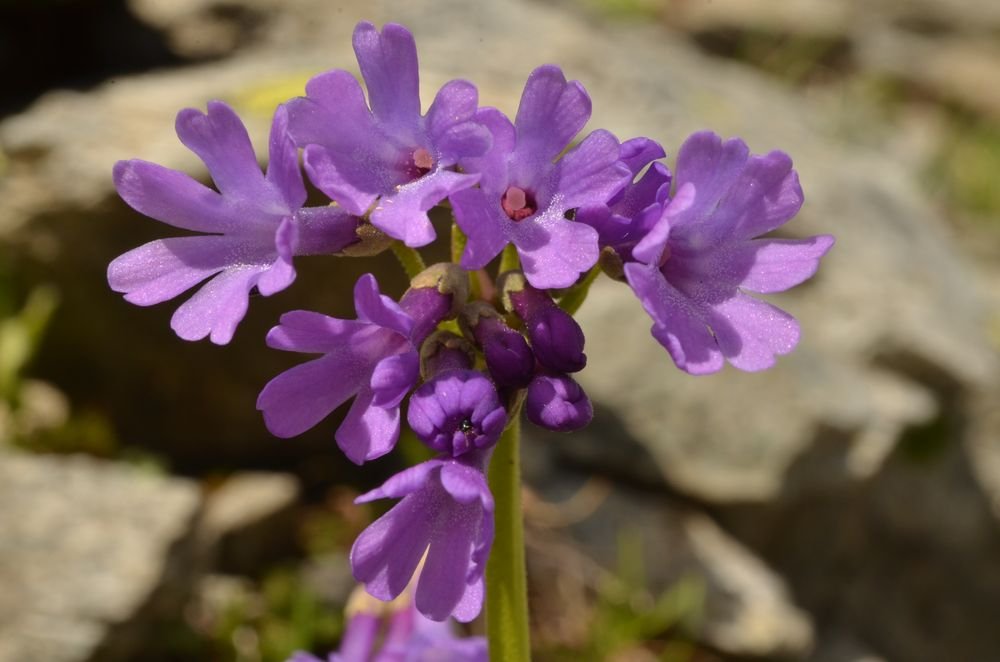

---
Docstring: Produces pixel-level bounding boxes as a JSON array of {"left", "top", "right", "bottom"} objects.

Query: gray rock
[{"left": 0, "top": 450, "right": 201, "bottom": 662}]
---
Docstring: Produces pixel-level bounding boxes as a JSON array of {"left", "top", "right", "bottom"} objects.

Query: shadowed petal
[
  {"left": 353, "top": 274, "right": 414, "bottom": 338},
  {"left": 302, "top": 144, "right": 382, "bottom": 216},
  {"left": 416, "top": 512, "right": 476, "bottom": 621},
  {"left": 266, "top": 105, "right": 307, "bottom": 209},
  {"left": 355, "top": 460, "right": 444, "bottom": 503},
  {"left": 370, "top": 350, "right": 420, "bottom": 408},
  {"left": 458, "top": 107, "right": 515, "bottom": 193},
  {"left": 351, "top": 491, "right": 434, "bottom": 600},
  {"left": 371, "top": 170, "right": 480, "bottom": 247},
  {"left": 452, "top": 188, "right": 509, "bottom": 270},
  {"left": 707, "top": 292, "right": 800, "bottom": 371},
  {"left": 553, "top": 129, "right": 630, "bottom": 210},
  {"left": 257, "top": 216, "right": 297, "bottom": 296},
  {"left": 265, "top": 310, "right": 372, "bottom": 354},
  {"left": 336, "top": 387, "right": 401, "bottom": 463},
  {"left": 293, "top": 205, "right": 363, "bottom": 255}
]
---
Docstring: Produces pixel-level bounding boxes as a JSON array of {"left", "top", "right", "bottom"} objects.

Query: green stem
[
  {"left": 450, "top": 222, "right": 467, "bottom": 264},
  {"left": 558, "top": 265, "right": 601, "bottom": 316},
  {"left": 390, "top": 242, "right": 426, "bottom": 279},
  {"left": 486, "top": 414, "right": 531, "bottom": 661}
]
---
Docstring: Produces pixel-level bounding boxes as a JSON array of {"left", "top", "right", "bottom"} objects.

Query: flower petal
[
  {"left": 736, "top": 235, "right": 835, "bottom": 293},
  {"left": 302, "top": 144, "right": 381, "bottom": 216},
  {"left": 416, "top": 508, "right": 477, "bottom": 621},
  {"left": 450, "top": 576, "right": 486, "bottom": 625},
  {"left": 293, "top": 205, "right": 362, "bottom": 255},
  {"left": 552, "top": 129, "right": 630, "bottom": 210},
  {"left": 353, "top": 21, "right": 420, "bottom": 128},
  {"left": 113, "top": 160, "right": 242, "bottom": 233},
  {"left": 351, "top": 490, "right": 434, "bottom": 600},
  {"left": 458, "top": 107, "right": 516, "bottom": 193},
  {"left": 512, "top": 214, "right": 599, "bottom": 289},
  {"left": 108, "top": 236, "right": 238, "bottom": 306},
  {"left": 256, "top": 352, "right": 368, "bottom": 438},
  {"left": 618, "top": 137, "right": 666, "bottom": 176},
  {"left": 266, "top": 310, "right": 374, "bottom": 354},
  {"left": 286, "top": 69, "right": 376, "bottom": 150},
  {"left": 175, "top": 101, "right": 270, "bottom": 202},
  {"left": 624, "top": 262, "right": 724, "bottom": 375},
  {"left": 425, "top": 80, "right": 480, "bottom": 150},
  {"left": 513, "top": 65, "right": 591, "bottom": 166},
  {"left": 170, "top": 264, "right": 269, "bottom": 344},
  {"left": 707, "top": 291, "right": 800, "bottom": 371},
  {"left": 265, "top": 104, "right": 307, "bottom": 209},
  {"left": 256, "top": 216, "right": 297, "bottom": 297},
  {"left": 335, "top": 387, "right": 400, "bottom": 463},
  {"left": 370, "top": 350, "right": 419, "bottom": 408},
  {"left": 371, "top": 169, "right": 479, "bottom": 247},
  {"left": 355, "top": 459, "right": 444, "bottom": 503},
  {"left": 353, "top": 274, "right": 414, "bottom": 338},
  {"left": 451, "top": 188, "right": 509, "bottom": 270}
]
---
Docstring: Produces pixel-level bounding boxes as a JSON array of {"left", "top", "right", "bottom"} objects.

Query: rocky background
[{"left": 2, "top": 0, "right": 999, "bottom": 660}]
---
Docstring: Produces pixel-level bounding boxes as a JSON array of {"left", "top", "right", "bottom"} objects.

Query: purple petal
[
  {"left": 458, "top": 107, "right": 516, "bottom": 193},
  {"left": 370, "top": 350, "right": 419, "bottom": 408},
  {"left": 552, "top": 129, "right": 631, "bottom": 210},
  {"left": 435, "top": 121, "right": 493, "bottom": 165},
  {"left": 624, "top": 262, "right": 725, "bottom": 375},
  {"left": 416, "top": 511, "right": 476, "bottom": 621},
  {"left": 370, "top": 170, "right": 480, "bottom": 247},
  {"left": 671, "top": 132, "right": 803, "bottom": 246},
  {"left": 353, "top": 274, "right": 414, "bottom": 338},
  {"left": 451, "top": 188, "right": 509, "bottom": 270},
  {"left": 286, "top": 70, "right": 376, "bottom": 150},
  {"left": 266, "top": 311, "right": 373, "bottom": 354},
  {"left": 113, "top": 160, "right": 243, "bottom": 233},
  {"left": 353, "top": 22, "right": 420, "bottom": 127},
  {"left": 337, "top": 613, "right": 379, "bottom": 662},
  {"left": 335, "top": 387, "right": 400, "bottom": 463},
  {"left": 175, "top": 101, "right": 270, "bottom": 202},
  {"left": 707, "top": 292, "right": 800, "bottom": 371},
  {"left": 525, "top": 374, "right": 593, "bottom": 432},
  {"left": 426, "top": 79, "right": 491, "bottom": 162},
  {"left": 108, "top": 236, "right": 238, "bottom": 306},
  {"left": 256, "top": 216, "right": 297, "bottom": 297},
  {"left": 736, "top": 235, "right": 835, "bottom": 293},
  {"left": 618, "top": 137, "right": 666, "bottom": 176},
  {"left": 302, "top": 144, "right": 381, "bottom": 216},
  {"left": 266, "top": 105, "right": 307, "bottom": 209},
  {"left": 355, "top": 459, "right": 444, "bottom": 503},
  {"left": 631, "top": 182, "right": 695, "bottom": 265},
  {"left": 439, "top": 462, "right": 490, "bottom": 506},
  {"left": 450, "top": 577, "right": 485, "bottom": 625},
  {"left": 170, "top": 265, "right": 269, "bottom": 344},
  {"left": 351, "top": 491, "right": 434, "bottom": 601},
  {"left": 511, "top": 215, "right": 600, "bottom": 289},
  {"left": 256, "top": 351, "right": 368, "bottom": 438},
  {"left": 513, "top": 65, "right": 591, "bottom": 166}
]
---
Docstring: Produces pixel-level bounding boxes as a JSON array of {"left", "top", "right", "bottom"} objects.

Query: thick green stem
[
  {"left": 558, "top": 265, "right": 600, "bottom": 316},
  {"left": 486, "top": 414, "right": 531, "bottom": 661},
  {"left": 390, "top": 242, "right": 426, "bottom": 279}
]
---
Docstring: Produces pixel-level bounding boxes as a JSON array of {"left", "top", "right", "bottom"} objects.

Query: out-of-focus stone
[{"left": 0, "top": 450, "right": 201, "bottom": 662}]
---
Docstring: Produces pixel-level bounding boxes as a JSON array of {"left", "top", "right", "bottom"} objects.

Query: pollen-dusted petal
[
  {"left": 707, "top": 291, "right": 801, "bottom": 372},
  {"left": 370, "top": 170, "right": 480, "bottom": 247},
  {"left": 513, "top": 65, "right": 591, "bottom": 166},
  {"left": 351, "top": 489, "right": 434, "bottom": 600},
  {"left": 302, "top": 144, "right": 383, "bottom": 216},
  {"left": 352, "top": 21, "right": 421, "bottom": 127},
  {"left": 624, "top": 262, "right": 725, "bottom": 375},
  {"left": 736, "top": 235, "right": 835, "bottom": 293},
  {"left": 170, "top": 264, "right": 270, "bottom": 345},
  {"left": 336, "top": 387, "right": 401, "bottom": 464},
  {"left": 425, "top": 79, "right": 483, "bottom": 154},
  {"left": 175, "top": 101, "right": 269, "bottom": 202},
  {"left": 286, "top": 69, "right": 376, "bottom": 150},
  {"left": 511, "top": 212, "right": 600, "bottom": 289},
  {"left": 552, "top": 129, "right": 631, "bottom": 210},
  {"left": 256, "top": 351, "right": 368, "bottom": 438},
  {"left": 416, "top": 510, "right": 477, "bottom": 621},
  {"left": 108, "top": 236, "right": 236, "bottom": 306},
  {"left": 451, "top": 576, "right": 485, "bottom": 625}
]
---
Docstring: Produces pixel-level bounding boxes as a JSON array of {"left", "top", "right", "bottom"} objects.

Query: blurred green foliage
[
  {"left": 929, "top": 116, "right": 1000, "bottom": 221},
  {"left": 0, "top": 285, "right": 57, "bottom": 405}
]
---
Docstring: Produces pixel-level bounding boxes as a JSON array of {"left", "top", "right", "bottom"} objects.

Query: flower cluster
[{"left": 109, "top": 19, "right": 833, "bottom": 633}]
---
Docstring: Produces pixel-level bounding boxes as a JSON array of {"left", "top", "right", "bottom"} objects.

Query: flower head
[
  {"left": 526, "top": 373, "right": 593, "bottom": 432},
  {"left": 257, "top": 265, "right": 467, "bottom": 463},
  {"left": 500, "top": 271, "right": 586, "bottom": 373},
  {"left": 452, "top": 65, "right": 631, "bottom": 289},
  {"left": 109, "top": 102, "right": 362, "bottom": 344},
  {"left": 286, "top": 21, "right": 491, "bottom": 247},
  {"left": 351, "top": 455, "right": 494, "bottom": 623},
  {"left": 623, "top": 131, "right": 835, "bottom": 374}
]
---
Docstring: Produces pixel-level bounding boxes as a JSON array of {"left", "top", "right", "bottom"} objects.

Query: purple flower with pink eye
[
  {"left": 286, "top": 21, "right": 491, "bottom": 248},
  {"left": 257, "top": 266, "right": 465, "bottom": 464},
  {"left": 451, "top": 65, "right": 632, "bottom": 289},
  {"left": 623, "top": 131, "right": 835, "bottom": 374},
  {"left": 351, "top": 454, "right": 493, "bottom": 623},
  {"left": 108, "top": 102, "right": 362, "bottom": 345}
]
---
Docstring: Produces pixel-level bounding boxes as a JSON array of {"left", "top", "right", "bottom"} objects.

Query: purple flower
[
  {"left": 451, "top": 65, "right": 632, "bottom": 289},
  {"left": 577, "top": 137, "right": 673, "bottom": 263},
  {"left": 526, "top": 373, "right": 593, "bottom": 432},
  {"left": 407, "top": 333, "right": 507, "bottom": 456},
  {"left": 109, "top": 101, "right": 361, "bottom": 345},
  {"left": 351, "top": 455, "right": 494, "bottom": 623},
  {"left": 624, "top": 131, "right": 835, "bottom": 374},
  {"left": 257, "top": 266, "right": 466, "bottom": 464},
  {"left": 461, "top": 302, "right": 535, "bottom": 389},
  {"left": 286, "top": 21, "right": 490, "bottom": 247}
]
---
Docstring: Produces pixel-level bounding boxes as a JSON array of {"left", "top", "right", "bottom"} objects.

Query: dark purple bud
[
  {"left": 525, "top": 373, "right": 593, "bottom": 432},
  {"left": 460, "top": 302, "right": 535, "bottom": 389},
  {"left": 499, "top": 271, "right": 586, "bottom": 373},
  {"left": 399, "top": 263, "right": 469, "bottom": 342},
  {"left": 408, "top": 370, "right": 507, "bottom": 456}
]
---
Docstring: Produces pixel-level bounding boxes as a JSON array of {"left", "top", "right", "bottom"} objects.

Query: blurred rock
[
  {"left": 0, "top": 450, "right": 201, "bottom": 662},
  {"left": 196, "top": 471, "right": 301, "bottom": 575}
]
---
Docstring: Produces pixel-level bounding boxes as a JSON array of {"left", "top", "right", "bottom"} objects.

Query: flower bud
[
  {"left": 525, "top": 373, "right": 593, "bottom": 432},
  {"left": 460, "top": 302, "right": 535, "bottom": 389},
  {"left": 499, "top": 271, "right": 586, "bottom": 373},
  {"left": 399, "top": 263, "right": 470, "bottom": 341}
]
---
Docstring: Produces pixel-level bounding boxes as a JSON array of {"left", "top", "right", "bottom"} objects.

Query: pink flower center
[
  {"left": 501, "top": 186, "right": 536, "bottom": 221},
  {"left": 403, "top": 147, "right": 435, "bottom": 181}
]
